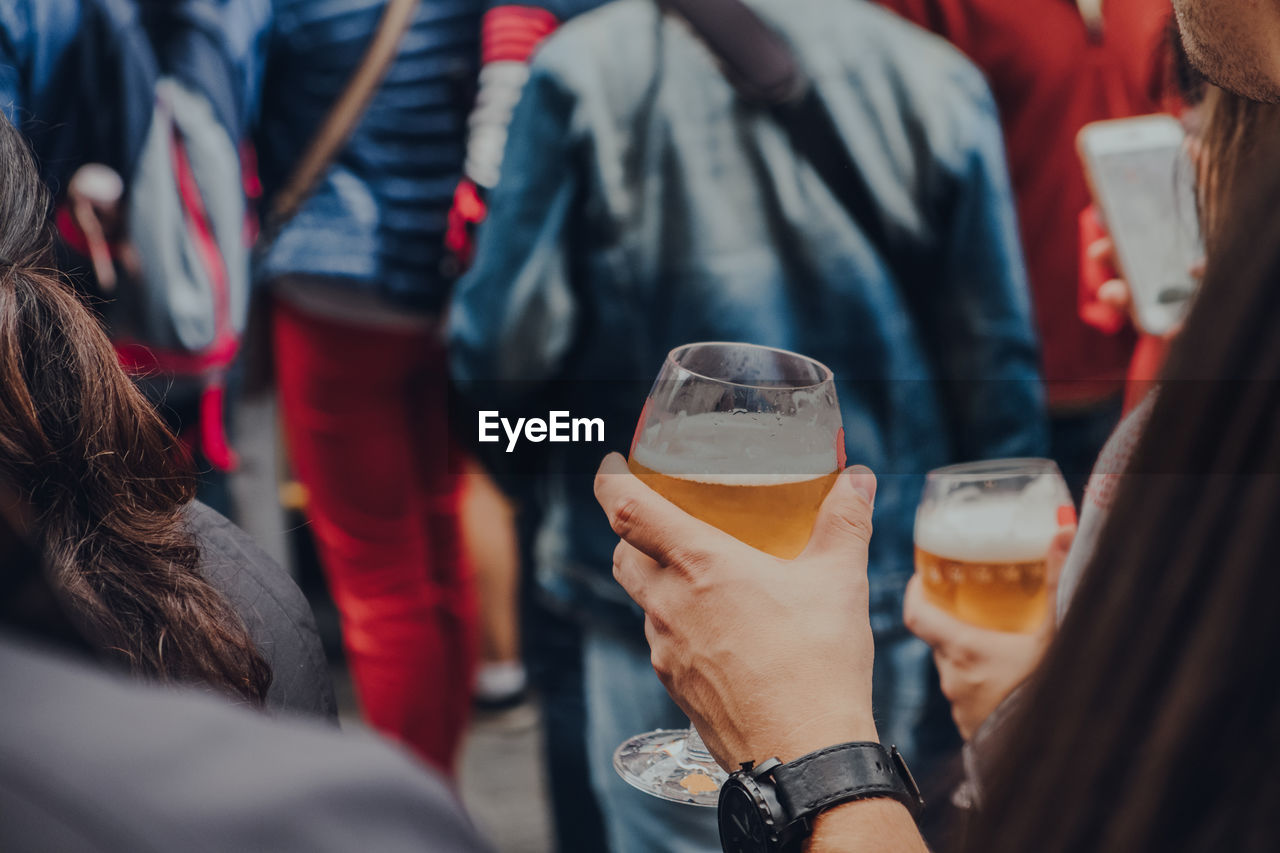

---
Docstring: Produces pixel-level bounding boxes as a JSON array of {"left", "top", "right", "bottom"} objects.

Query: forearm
[{"left": 807, "top": 798, "right": 929, "bottom": 853}]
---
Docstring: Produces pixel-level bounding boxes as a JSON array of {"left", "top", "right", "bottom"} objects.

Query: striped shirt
[{"left": 256, "top": 0, "right": 481, "bottom": 311}]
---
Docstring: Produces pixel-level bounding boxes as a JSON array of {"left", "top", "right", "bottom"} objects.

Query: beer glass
[
  {"left": 914, "top": 459, "right": 1073, "bottom": 633},
  {"left": 613, "top": 342, "right": 843, "bottom": 806}
]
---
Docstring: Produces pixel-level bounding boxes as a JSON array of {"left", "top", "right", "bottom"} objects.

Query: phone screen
[{"left": 1085, "top": 127, "right": 1202, "bottom": 335}]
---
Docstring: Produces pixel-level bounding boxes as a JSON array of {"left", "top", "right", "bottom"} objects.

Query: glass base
[{"left": 613, "top": 728, "right": 727, "bottom": 807}]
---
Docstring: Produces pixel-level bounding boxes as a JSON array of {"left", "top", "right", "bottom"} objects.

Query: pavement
[
  {"left": 230, "top": 421, "right": 558, "bottom": 851},
  {"left": 460, "top": 703, "right": 555, "bottom": 853},
  {"left": 333, "top": 670, "right": 555, "bottom": 853}
]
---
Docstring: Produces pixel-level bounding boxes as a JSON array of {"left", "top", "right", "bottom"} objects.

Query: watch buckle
[
  {"left": 749, "top": 757, "right": 784, "bottom": 780},
  {"left": 889, "top": 745, "right": 926, "bottom": 814}
]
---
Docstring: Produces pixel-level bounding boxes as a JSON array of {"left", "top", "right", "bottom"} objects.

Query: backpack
[
  {"left": 55, "top": 0, "right": 417, "bottom": 472},
  {"left": 54, "top": 1, "right": 259, "bottom": 472}
]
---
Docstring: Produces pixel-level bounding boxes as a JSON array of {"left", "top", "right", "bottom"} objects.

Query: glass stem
[{"left": 685, "top": 721, "right": 715, "bottom": 763}]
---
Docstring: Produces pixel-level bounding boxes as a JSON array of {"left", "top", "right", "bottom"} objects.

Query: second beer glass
[
  {"left": 914, "top": 459, "right": 1073, "bottom": 633},
  {"left": 613, "top": 342, "right": 843, "bottom": 806}
]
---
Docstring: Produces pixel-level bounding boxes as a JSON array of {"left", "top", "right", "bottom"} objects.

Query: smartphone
[{"left": 1077, "top": 115, "right": 1202, "bottom": 336}]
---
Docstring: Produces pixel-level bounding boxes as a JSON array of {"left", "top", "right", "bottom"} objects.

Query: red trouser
[{"left": 274, "top": 298, "right": 477, "bottom": 774}]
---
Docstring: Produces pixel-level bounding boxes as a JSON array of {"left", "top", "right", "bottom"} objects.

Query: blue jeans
[
  {"left": 583, "top": 622, "right": 940, "bottom": 853},
  {"left": 520, "top": 508, "right": 608, "bottom": 853},
  {"left": 584, "top": 628, "right": 721, "bottom": 853}
]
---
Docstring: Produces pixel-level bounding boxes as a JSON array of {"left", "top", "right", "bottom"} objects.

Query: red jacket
[{"left": 877, "top": 0, "right": 1172, "bottom": 408}]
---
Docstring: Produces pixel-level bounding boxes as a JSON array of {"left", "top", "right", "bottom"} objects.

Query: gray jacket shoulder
[
  {"left": 0, "top": 635, "right": 488, "bottom": 852},
  {"left": 186, "top": 502, "right": 337, "bottom": 721}
]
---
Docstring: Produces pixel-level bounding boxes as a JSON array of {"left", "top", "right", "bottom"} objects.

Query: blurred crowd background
[{"left": 0, "top": 0, "right": 1191, "bottom": 850}]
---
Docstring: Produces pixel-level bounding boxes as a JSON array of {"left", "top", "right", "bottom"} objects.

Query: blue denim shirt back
[{"left": 452, "top": 0, "right": 1049, "bottom": 631}]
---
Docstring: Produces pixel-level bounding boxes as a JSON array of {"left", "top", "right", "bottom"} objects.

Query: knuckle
[
  {"left": 687, "top": 564, "right": 717, "bottom": 595},
  {"left": 646, "top": 600, "right": 671, "bottom": 635},
  {"left": 612, "top": 559, "right": 633, "bottom": 598},
  {"left": 901, "top": 594, "right": 921, "bottom": 627},
  {"left": 845, "top": 511, "right": 874, "bottom": 544},
  {"left": 608, "top": 496, "right": 642, "bottom": 538},
  {"left": 821, "top": 508, "right": 874, "bottom": 556},
  {"left": 611, "top": 550, "right": 636, "bottom": 598},
  {"left": 664, "top": 542, "right": 704, "bottom": 576},
  {"left": 902, "top": 603, "right": 921, "bottom": 635},
  {"left": 649, "top": 646, "right": 672, "bottom": 680},
  {"left": 935, "top": 657, "right": 960, "bottom": 698},
  {"left": 940, "top": 668, "right": 977, "bottom": 703}
]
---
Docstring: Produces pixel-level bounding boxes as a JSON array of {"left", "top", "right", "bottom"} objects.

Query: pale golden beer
[
  {"left": 914, "top": 459, "right": 1071, "bottom": 634},
  {"left": 628, "top": 458, "right": 838, "bottom": 559},
  {"left": 628, "top": 410, "right": 840, "bottom": 560},
  {"left": 914, "top": 547, "right": 1048, "bottom": 633}
]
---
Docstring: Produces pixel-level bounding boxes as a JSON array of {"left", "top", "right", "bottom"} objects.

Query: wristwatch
[{"left": 718, "top": 742, "right": 924, "bottom": 853}]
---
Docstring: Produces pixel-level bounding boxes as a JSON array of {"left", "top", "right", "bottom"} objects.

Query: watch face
[{"left": 718, "top": 782, "right": 772, "bottom": 853}]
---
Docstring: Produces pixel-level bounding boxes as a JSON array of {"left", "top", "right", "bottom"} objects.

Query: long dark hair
[
  {"left": 962, "top": 99, "right": 1280, "bottom": 851},
  {"left": 0, "top": 116, "right": 271, "bottom": 705}
]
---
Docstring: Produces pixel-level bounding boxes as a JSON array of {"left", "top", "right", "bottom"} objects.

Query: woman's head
[
  {"left": 1190, "top": 86, "right": 1280, "bottom": 250},
  {"left": 962, "top": 93, "right": 1280, "bottom": 853},
  {"left": 0, "top": 116, "right": 270, "bottom": 704}
]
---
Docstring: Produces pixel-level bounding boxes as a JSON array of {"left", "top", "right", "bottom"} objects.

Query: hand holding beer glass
[
  {"left": 914, "top": 459, "right": 1073, "bottom": 633},
  {"left": 613, "top": 342, "right": 843, "bottom": 806}
]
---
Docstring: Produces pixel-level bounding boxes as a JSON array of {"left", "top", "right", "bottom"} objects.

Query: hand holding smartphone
[{"left": 1077, "top": 115, "right": 1202, "bottom": 336}]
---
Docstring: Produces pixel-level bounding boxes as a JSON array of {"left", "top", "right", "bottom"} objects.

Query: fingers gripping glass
[{"left": 614, "top": 342, "right": 843, "bottom": 806}]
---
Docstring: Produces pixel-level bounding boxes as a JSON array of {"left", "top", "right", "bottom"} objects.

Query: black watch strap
[{"left": 772, "top": 742, "right": 924, "bottom": 823}]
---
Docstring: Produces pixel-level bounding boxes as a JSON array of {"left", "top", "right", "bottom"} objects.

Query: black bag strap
[
  {"left": 658, "top": 0, "right": 925, "bottom": 294},
  {"left": 657, "top": 0, "right": 804, "bottom": 104}
]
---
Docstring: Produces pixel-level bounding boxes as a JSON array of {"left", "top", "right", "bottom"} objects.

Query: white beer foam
[
  {"left": 632, "top": 411, "right": 838, "bottom": 486},
  {"left": 915, "top": 476, "right": 1062, "bottom": 563}
]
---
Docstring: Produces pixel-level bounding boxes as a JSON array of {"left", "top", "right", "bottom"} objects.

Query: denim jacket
[{"left": 450, "top": 0, "right": 1049, "bottom": 632}]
